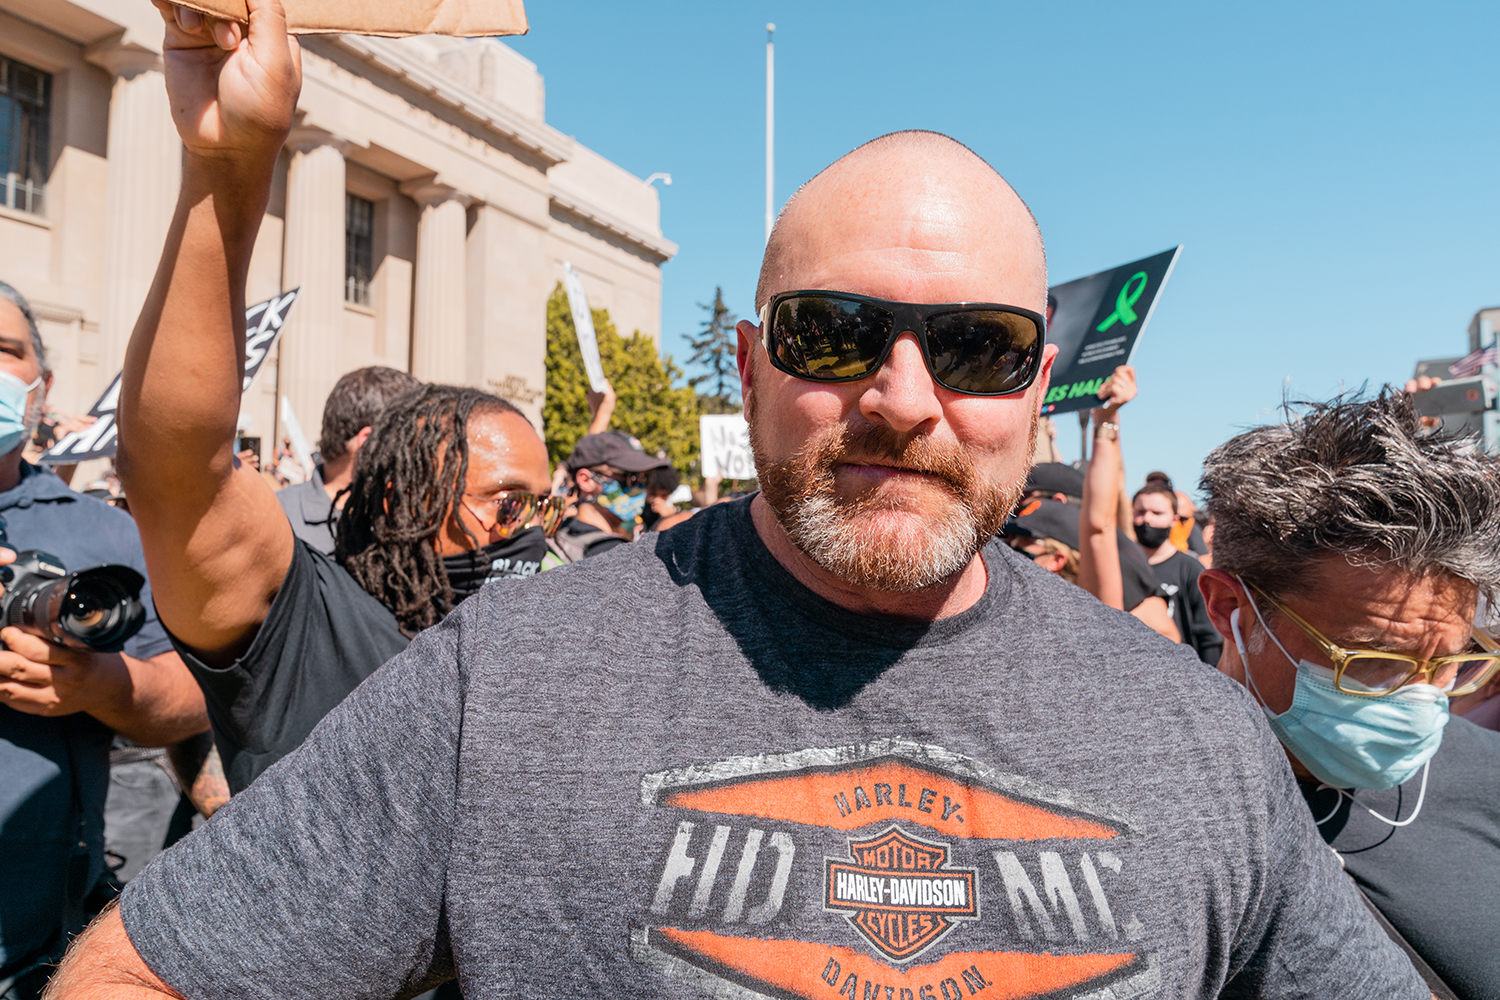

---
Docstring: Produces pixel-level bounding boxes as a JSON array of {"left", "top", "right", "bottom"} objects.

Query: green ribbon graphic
[{"left": 1095, "top": 271, "right": 1148, "bottom": 332}]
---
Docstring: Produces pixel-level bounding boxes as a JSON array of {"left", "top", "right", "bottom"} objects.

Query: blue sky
[{"left": 507, "top": 1, "right": 1500, "bottom": 494}]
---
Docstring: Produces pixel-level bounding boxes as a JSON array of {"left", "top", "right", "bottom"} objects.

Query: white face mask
[{"left": 0, "top": 369, "right": 42, "bottom": 456}]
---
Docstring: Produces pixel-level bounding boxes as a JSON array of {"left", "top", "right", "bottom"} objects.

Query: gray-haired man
[{"left": 1199, "top": 390, "right": 1500, "bottom": 1000}]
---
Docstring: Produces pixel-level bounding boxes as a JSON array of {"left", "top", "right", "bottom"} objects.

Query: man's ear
[
  {"left": 1037, "top": 551, "right": 1068, "bottom": 575},
  {"left": 736, "top": 318, "right": 759, "bottom": 420},
  {"left": 347, "top": 425, "right": 373, "bottom": 452},
  {"left": 1032, "top": 343, "right": 1059, "bottom": 415},
  {"left": 1199, "top": 569, "right": 1249, "bottom": 642}
]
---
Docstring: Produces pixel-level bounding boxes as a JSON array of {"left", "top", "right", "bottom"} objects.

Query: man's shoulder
[{"left": 0, "top": 467, "right": 146, "bottom": 560}]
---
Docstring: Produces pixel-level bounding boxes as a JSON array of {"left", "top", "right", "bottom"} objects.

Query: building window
[
  {"left": 345, "top": 193, "right": 374, "bottom": 306},
  {"left": 0, "top": 55, "right": 50, "bottom": 216}
]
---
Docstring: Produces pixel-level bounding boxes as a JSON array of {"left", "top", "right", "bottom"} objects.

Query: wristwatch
[{"left": 1095, "top": 421, "right": 1119, "bottom": 441}]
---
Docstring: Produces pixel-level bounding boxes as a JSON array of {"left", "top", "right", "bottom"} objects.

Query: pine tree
[
  {"left": 543, "top": 284, "right": 702, "bottom": 475},
  {"left": 686, "top": 287, "right": 740, "bottom": 413}
]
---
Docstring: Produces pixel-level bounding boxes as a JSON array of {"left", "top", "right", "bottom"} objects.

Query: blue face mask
[
  {"left": 1230, "top": 595, "right": 1449, "bottom": 791},
  {"left": 0, "top": 370, "right": 41, "bottom": 456},
  {"left": 595, "top": 475, "right": 646, "bottom": 524}
]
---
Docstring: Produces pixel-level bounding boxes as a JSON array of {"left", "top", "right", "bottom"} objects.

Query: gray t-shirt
[{"left": 120, "top": 499, "right": 1422, "bottom": 999}]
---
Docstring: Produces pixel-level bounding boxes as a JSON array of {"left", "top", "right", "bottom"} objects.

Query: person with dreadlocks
[
  {"left": 117, "top": 368, "right": 555, "bottom": 793},
  {"left": 115, "top": 316, "right": 552, "bottom": 793}
]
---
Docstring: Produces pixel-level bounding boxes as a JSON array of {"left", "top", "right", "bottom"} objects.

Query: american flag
[{"left": 1449, "top": 345, "right": 1498, "bottom": 378}]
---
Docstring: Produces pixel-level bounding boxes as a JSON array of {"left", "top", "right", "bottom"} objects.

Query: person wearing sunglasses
[
  {"left": 50, "top": 22, "right": 1430, "bottom": 996},
  {"left": 1199, "top": 391, "right": 1500, "bottom": 1000},
  {"left": 554, "top": 430, "right": 668, "bottom": 557}
]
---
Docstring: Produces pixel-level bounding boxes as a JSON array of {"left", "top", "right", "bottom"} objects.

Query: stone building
[{"left": 0, "top": 0, "right": 675, "bottom": 454}]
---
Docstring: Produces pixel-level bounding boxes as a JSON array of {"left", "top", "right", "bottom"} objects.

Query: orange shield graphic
[{"left": 825, "top": 826, "right": 979, "bottom": 962}]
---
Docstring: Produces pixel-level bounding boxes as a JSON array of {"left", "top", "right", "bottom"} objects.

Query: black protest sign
[
  {"left": 40, "top": 289, "right": 300, "bottom": 465},
  {"left": 1040, "top": 248, "right": 1180, "bottom": 416}
]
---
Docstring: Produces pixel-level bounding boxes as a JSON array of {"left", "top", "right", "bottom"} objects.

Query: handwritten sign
[
  {"left": 40, "top": 289, "right": 300, "bottom": 465},
  {"left": 700, "top": 414, "right": 756, "bottom": 480}
]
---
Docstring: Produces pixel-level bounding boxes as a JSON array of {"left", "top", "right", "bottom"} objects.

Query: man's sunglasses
[
  {"left": 463, "top": 492, "right": 568, "bottom": 537},
  {"left": 759, "top": 290, "right": 1046, "bottom": 397}
]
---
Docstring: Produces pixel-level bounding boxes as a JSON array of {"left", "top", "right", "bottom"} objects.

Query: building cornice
[
  {"left": 549, "top": 187, "right": 678, "bottom": 264},
  {"left": 328, "top": 34, "right": 574, "bottom": 167}
]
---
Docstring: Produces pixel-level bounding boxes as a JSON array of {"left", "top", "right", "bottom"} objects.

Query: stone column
[
  {"left": 87, "top": 39, "right": 182, "bottom": 380},
  {"left": 279, "top": 127, "right": 350, "bottom": 443},
  {"left": 401, "top": 179, "right": 471, "bottom": 385}
]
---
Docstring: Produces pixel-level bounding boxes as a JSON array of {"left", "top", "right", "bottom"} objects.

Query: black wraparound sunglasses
[{"left": 759, "top": 290, "right": 1046, "bottom": 397}]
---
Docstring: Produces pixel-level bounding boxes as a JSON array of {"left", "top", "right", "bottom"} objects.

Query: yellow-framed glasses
[
  {"left": 1247, "top": 580, "right": 1500, "bottom": 698},
  {"left": 462, "top": 492, "right": 569, "bottom": 538}
]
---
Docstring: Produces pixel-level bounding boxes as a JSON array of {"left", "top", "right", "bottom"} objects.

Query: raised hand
[
  {"left": 152, "top": 0, "right": 301, "bottom": 170},
  {"left": 1092, "top": 364, "right": 1137, "bottom": 422}
]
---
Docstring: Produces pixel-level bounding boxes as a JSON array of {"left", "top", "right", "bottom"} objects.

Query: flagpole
[{"left": 765, "top": 23, "right": 775, "bottom": 244}]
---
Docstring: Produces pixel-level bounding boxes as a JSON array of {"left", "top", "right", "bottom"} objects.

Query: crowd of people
[{"left": 1, "top": 2, "right": 1497, "bottom": 999}]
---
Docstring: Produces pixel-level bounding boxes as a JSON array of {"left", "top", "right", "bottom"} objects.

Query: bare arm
[
  {"left": 116, "top": 0, "right": 302, "bottom": 667},
  {"left": 0, "top": 632, "right": 208, "bottom": 745},
  {"left": 43, "top": 905, "right": 183, "bottom": 1000},
  {"left": 1130, "top": 595, "right": 1182, "bottom": 643},
  {"left": 585, "top": 377, "right": 616, "bottom": 435},
  {"left": 1076, "top": 366, "right": 1135, "bottom": 609}
]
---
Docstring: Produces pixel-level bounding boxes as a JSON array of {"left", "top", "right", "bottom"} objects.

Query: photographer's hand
[{"left": 0, "top": 624, "right": 208, "bottom": 746}]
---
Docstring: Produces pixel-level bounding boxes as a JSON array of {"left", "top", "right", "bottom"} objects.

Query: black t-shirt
[
  {"left": 1150, "top": 549, "right": 1222, "bottom": 665},
  {"left": 1117, "top": 528, "right": 1163, "bottom": 612},
  {"left": 1300, "top": 717, "right": 1500, "bottom": 1000},
  {"left": 168, "top": 540, "right": 409, "bottom": 793}
]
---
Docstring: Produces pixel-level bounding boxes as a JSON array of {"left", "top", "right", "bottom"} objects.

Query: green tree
[
  {"left": 686, "top": 287, "right": 740, "bottom": 413},
  {"left": 544, "top": 284, "right": 701, "bottom": 475}
]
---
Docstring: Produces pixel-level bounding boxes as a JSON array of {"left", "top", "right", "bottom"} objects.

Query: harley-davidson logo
[{"left": 825, "top": 825, "right": 979, "bottom": 962}]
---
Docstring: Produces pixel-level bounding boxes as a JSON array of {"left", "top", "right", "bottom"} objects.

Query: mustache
[{"left": 808, "top": 422, "right": 976, "bottom": 497}]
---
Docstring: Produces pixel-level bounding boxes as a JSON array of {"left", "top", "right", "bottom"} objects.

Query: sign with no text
[
  {"left": 1041, "top": 248, "right": 1180, "bottom": 416},
  {"left": 699, "top": 414, "right": 756, "bottom": 480},
  {"left": 40, "top": 289, "right": 300, "bottom": 465}
]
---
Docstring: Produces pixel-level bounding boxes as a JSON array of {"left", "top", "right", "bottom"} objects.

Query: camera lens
[{"left": 59, "top": 568, "right": 145, "bottom": 651}]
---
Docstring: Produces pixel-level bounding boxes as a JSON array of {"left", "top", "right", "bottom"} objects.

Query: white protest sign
[
  {"left": 279, "top": 395, "right": 316, "bottom": 479},
  {"left": 562, "top": 262, "right": 606, "bottom": 392},
  {"left": 40, "top": 289, "right": 301, "bottom": 465},
  {"left": 699, "top": 414, "right": 756, "bottom": 480}
]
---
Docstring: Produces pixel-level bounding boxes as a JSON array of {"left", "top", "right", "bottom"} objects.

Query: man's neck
[
  {"left": 1146, "top": 540, "right": 1178, "bottom": 565},
  {"left": 575, "top": 499, "right": 627, "bottom": 537},
  {"left": 748, "top": 495, "right": 987, "bottom": 620},
  {"left": 0, "top": 445, "right": 28, "bottom": 494},
  {"left": 320, "top": 454, "right": 353, "bottom": 501}
]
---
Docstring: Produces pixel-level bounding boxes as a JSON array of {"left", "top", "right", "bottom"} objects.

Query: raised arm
[
  {"left": 116, "top": 0, "right": 302, "bottom": 666},
  {"left": 1076, "top": 366, "right": 1134, "bottom": 608}
]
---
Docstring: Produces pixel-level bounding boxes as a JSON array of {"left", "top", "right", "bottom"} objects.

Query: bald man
[{"left": 49, "top": 3, "right": 1426, "bottom": 998}]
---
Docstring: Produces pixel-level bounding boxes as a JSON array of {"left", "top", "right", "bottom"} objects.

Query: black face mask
[
  {"left": 441, "top": 526, "right": 547, "bottom": 603},
  {"left": 1135, "top": 523, "right": 1172, "bottom": 550}
]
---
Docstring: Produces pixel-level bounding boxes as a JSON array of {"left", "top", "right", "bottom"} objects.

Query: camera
[
  {"left": 0, "top": 512, "right": 147, "bottom": 653},
  {"left": 0, "top": 551, "right": 146, "bottom": 653}
]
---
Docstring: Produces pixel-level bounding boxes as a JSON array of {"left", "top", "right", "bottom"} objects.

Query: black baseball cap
[
  {"left": 565, "top": 430, "right": 669, "bottom": 474},
  {"left": 1024, "top": 462, "right": 1084, "bottom": 501},
  {"left": 1004, "top": 498, "right": 1080, "bottom": 551}
]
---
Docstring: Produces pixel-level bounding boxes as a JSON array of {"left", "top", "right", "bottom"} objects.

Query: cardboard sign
[
  {"left": 562, "top": 262, "right": 606, "bottom": 393},
  {"left": 169, "top": 0, "right": 528, "bottom": 37},
  {"left": 40, "top": 289, "right": 299, "bottom": 465},
  {"left": 1040, "top": 247, "right": 1181, "bottom": 416},
  {"left": 699, "top": 414, "right": 756, "bottom": 480}
]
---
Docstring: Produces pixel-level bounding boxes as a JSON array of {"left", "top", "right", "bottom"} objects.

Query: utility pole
[{"left": 765, "top": 22, "right": 775, "bottom": 244}]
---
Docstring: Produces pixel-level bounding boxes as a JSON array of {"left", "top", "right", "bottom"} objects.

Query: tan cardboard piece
[{"left": 166, "top": 0, "right": 528, "bottom": 36}]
